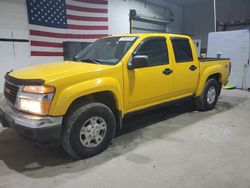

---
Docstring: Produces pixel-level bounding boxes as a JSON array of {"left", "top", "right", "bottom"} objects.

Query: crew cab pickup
[{"left": 0, "top": 33, "right": 230, "bottom": 158}]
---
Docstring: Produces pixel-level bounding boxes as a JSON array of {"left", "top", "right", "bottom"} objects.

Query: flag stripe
[
  {"left": 32, "top": 46, "right": 63, "bottom": 52},
  {"left": 67, "top": 14, "right": 108, "bottom": 22},
  {"left": 31, "top": 41, "right": 63, "bottom": 48},
  {"left": 72, "top": 0, "right": 108, "bottom": 5},
  {"left": 66, "top": 9, "right": 108, "bottom": 17},
  {"left": 30, "top": 29, "right": 108, "bottom": 39},
  {"left": 30, "top": 24, "right": 108, "bottom": 34},
  {"left": 67, "top": 24, "right": 108, "bottom": 30},
  {"left": 67, "top": 0, "right": 107, "bottom": 9},
  {"left": 31, "top": 51, "right": 64, "bottom": 56},
  {"left": 30, "top": 35, "right": 97, "bottom": 43},
  {"left": 67, "top": 19, "right": 108, "bottom": 26},
  {"left": 66, "top": 4, "right": 107, "bottom": 13}
]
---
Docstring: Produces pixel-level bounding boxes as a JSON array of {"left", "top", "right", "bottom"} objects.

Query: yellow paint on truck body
[{"left": 9, "top": 33, "right": 230, "bottom": 117}]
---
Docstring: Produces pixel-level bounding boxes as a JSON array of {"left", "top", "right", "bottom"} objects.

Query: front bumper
[{"left": 0, "top": 100, "right": 63, "bottom": 144}]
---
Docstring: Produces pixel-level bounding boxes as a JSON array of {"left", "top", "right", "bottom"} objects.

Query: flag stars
[{"left": 28, "top": 0, "right": 67, "bottom": 28}]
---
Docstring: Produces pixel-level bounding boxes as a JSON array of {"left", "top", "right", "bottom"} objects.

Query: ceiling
[{"left": 162, "top": 0, "right": 212, "bottom": 6}]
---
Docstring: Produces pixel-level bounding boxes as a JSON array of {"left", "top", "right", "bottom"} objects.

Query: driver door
[{"left": 124, "top": 37, "right": 174, "bottom": 113}]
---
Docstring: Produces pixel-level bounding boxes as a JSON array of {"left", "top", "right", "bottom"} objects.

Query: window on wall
[
  {"left": 135, "top": 37, "right": 169, "bottom": 66},
  {"left": 171, "top": 38, "right": 193, "bottom": 63}
]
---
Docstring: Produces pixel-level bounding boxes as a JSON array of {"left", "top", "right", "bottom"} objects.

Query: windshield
[{"left": 75, "top": 36, "right": 138, "bottom": 65}]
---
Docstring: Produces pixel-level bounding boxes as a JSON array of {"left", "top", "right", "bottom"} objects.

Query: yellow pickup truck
[{"left": 0, "top": 33, "right": 230, "bottom": 158}]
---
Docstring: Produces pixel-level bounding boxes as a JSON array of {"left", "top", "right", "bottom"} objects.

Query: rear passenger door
[{"left": 171, "top": 37, "right": 199, "bottom": 98}]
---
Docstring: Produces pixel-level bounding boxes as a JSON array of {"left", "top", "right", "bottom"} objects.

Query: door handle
[
  {"left": 162, "top": 68, "right": 173, "bottom": 75},
  {"left": 189, "top": 65, "right": 197, "bottom": 71}
]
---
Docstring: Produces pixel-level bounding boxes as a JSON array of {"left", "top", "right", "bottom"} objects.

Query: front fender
[
  {"left": 195, "top": 64, "right": 223, "bottom": 96},
  {"left": 49, "top": 77, "right": 123, "bottom": 116}
]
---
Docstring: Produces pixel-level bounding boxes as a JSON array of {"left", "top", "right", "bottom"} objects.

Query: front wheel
[
  {"left": 61, "top": 102, "right": 116, "bottom": 158},
  {"left": 195, "top": 78, "right": 220, "bottom": 111}
]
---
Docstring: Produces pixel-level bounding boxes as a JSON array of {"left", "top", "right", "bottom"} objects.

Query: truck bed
[{"left": 199, "top": 57, "right": 230, "bottom": 62}]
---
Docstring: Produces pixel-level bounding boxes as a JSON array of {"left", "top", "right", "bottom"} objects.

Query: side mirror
[{"left": 128, "top": 55, "right": 149, "bottom": 70}]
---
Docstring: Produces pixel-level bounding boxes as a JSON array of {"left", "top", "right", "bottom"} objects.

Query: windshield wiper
[
  {"left": 79, "top": 58, "right": 101, "bottom": 64},
  {"left": 72, "top": 57, "right": 81, "bottom": 62},
  {"left": 73, "top": 57, "right": 100, "bottom": 64}
]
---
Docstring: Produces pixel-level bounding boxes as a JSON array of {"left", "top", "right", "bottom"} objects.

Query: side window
[
  {"left": 171, "top": 38, "right": 193, "bottom": 63},
  {"left": 135, "top": 38, "right": 169, "bottom": 66}
]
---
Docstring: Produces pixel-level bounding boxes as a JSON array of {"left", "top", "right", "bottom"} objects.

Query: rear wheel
[
  {"left": 61, "top": 102, "right": 116, "bottom": 158},
  {"left": 195, "top": 78, "right": 220, "bottom": 111}
]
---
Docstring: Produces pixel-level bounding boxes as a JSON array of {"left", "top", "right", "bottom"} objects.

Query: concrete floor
[{"left": 0, "top": 90, "right": 250, "bottom": 188}]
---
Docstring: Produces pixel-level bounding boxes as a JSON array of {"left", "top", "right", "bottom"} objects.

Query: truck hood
[{"left": 9, "top": 61, "right": 111, "bottom": 83}]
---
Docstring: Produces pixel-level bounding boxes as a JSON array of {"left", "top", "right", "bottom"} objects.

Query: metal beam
[
  {"left": 160, "top": 0, "right": 184, "bottom": 7},
  {"left": 214, "top": 0, "right": 217, "bottom": 32}
]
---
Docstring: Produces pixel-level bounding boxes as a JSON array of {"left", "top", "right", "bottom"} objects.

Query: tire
[
  {"left": 195, "top": 78, "right": 220, "bottom": 111},
  {"left": 61, "top": 102, "right": 116, "bottom": 159}
]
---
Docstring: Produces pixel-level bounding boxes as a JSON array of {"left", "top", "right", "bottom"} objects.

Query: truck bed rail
[{"left": 199, "top": 57, "right": 230, "bottom": 62}]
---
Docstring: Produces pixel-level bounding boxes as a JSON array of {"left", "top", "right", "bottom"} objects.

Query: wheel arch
[
  {"left": 64, "top": 91, "right": 122, "bottom": 135},
  {"left": 196, "top": 67, "right": 223, "bottom": 97},
  {"left": 207, "top": 73, "right": 222, "bottom": 83}
]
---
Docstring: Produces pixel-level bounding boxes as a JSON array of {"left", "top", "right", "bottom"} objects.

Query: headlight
[
  {"left": 18, "top": 85, "right": 55, "bottom": 116},
  {"left": 23, "top": 85, "right": 55, "bottom": 94}
]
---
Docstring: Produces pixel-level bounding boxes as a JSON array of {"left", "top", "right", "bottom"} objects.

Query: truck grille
[{"left": 4, "top": 82, "right": 19, "bottom": 105}]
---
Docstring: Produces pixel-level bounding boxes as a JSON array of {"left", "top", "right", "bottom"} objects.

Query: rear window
[{"left": 171, "top": 38, "right": 193, "bottom": 63}]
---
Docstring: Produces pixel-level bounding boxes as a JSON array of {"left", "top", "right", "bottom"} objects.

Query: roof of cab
[{"left": 110, "top": 33, "right": 191, "bottom": 39}]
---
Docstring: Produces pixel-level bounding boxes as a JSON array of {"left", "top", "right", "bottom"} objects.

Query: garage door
[
  {"left": 130, "top": 9, "right": 172, "bottom": 34},
  {"left": 132, "top": 20, "right": 167, "bottom": 33}
]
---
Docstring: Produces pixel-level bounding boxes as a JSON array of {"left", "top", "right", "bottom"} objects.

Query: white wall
[{"left": 0, "top": 0, "right": 183, "bottom": 90}]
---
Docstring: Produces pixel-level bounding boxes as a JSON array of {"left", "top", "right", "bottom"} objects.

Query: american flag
[{"left": 26, "top": 0, "right": 109, "bottom": 56}]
